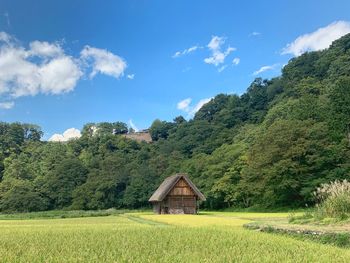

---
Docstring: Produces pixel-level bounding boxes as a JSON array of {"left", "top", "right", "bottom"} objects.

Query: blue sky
[{"left": 0, "top": 0, "right": 350, "bottom": 140}]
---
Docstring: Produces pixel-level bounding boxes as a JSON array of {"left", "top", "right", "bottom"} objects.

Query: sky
[{"left": 0, "top": 0, "right": 350, "bottom": 140}]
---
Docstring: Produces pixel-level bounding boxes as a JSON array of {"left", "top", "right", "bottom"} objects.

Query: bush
[{"left": 314, "top": 180, "right": 350, "bottom": 219}]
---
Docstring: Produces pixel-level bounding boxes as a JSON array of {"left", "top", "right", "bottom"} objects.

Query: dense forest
[{"left": 1, "top": 34, "right": 350, "bottom": 212}]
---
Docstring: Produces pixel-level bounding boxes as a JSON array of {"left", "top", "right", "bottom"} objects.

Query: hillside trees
[{"left": 329, "top": 77, "right": 350, "bottom": 141}]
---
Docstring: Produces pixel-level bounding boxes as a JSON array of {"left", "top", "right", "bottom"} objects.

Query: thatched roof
[{"left": 149, "top": 173, "right": 206, "bottom": 202}]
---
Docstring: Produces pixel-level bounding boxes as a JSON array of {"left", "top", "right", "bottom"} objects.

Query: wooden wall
[
  {"left": 167, "top": 196, "right": 196, "bottom": 214},
  {"left": 166, "top": 179, "right": 197, "bottom": 214},
  {"left": 168, "top": 179, "right": 195, "bottom": 196}
]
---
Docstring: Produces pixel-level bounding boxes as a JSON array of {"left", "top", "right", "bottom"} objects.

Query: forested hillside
[{"left": 1, "top": 34, "right": 350, "bottom": 212}]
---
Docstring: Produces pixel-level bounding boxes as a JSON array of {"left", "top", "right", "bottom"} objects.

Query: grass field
[{"left": 0, "top": 211, "right": 350, "bottom": 262}]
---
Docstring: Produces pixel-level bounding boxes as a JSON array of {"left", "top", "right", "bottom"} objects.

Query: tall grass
[
  {"left": 315, "top": 180, "right": 350, "bottom": 219},
  {"left": 289, "top": 180, "right": 350, "bottom": 223}
]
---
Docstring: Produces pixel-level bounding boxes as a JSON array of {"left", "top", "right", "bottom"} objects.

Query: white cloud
[
  {"left": 232, "top": 57, "right": 240, "bottom": 65},
  {"left": 187, "top": 46, "right": 199, "bottom": 53},
  {"left": 173, "top": 51, "right": 181, "bottom": 58},
  {"left": 127, "top": 74, "right": 135, "bottom": 80},
  {"left": 177, "top": 97, "right": 212, "bottom": 117},
  {"left": 0, "top": 41, "right": 82, "bottom": 98},
  {"left": 128, "top": 119, "right": 139, "bottom": 132},
  {"left": 49, "top": 128, "right": 81, "bottom": 142},
  {"left": 190, "top": 98, "right": 212, "bottom": 115},
  {"left": 29, "top": 41, "right": 63, "bottom": 57},
  {"left": 282, "top": 21, "right": 350, "bottom": 56},
  {"left": 0, "top": 32, "right": 128, "bottom": 107},
  {"left": 249, "top": 32, "right": 261, "bottom": 37},
  {"left": 207, "top": 36, "right": 224, "bottom": 50},
  {"left": 0, "top": 31, "right": 11, "bottom": 43},
  {"left": 38, "top": 57, "right": 82, "bottom": 95},
  {"left": 0, "top": 101, "right": 14, "bottom": 109},
  {"left": 253, "top": 64, "right": 279, "bottom": 75},
  {"left": 172, "top": 45, "right": 201, "bottom": 58},
  {"left": 218, "top": 65, "right": 227, "bottom": 72},
  {"left": 204, "top": 36, "right": 236, "bottom": 66},
  {"left": 81, "top": 46, "right": 127, "bottom": 79},
  {"left": 177, "top": 98, "right": 192, "bottom": 111}
]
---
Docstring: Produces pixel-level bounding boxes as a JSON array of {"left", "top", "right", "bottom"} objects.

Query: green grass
[
  {"left": 1, "top": 211, "right": 350, "bottom": 262},
  {"left": 293, "top": 232, "right": 350, "bottom": 248},
  {"left": 0, "top": 208, "right": 125, "bottom": 220}
]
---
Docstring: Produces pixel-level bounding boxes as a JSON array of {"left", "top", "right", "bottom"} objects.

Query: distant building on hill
[
  {"left": 122, "top": 129, "right": 152, "bottom": 143},
  {"left": 149, "top": 173, "right": 206, "bottom": 214}
]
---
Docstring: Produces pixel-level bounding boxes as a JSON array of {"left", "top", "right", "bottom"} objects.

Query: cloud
[
  {"left": 218, "top": 65, "right": 227, "bottom": 73},
  {"left": 173, "top": 51, "right": 181, "bottom": 58},
  {"left": 190, "top": 98, "right": 212, "bottom": 115},
  {"left": 0, "top": 101, "right": 14, "bottom": 109},
  {"left": 172, "top": 45, "right": 201, "bottom": 58},
  {"left": 282, "top": 21, "right": 350, "bottom": 56},
  {"left": 207, "top": 36, "right": 224, "bottom": 50},
  {"left": 253, "top": 63, "right": 279, "bottom": 75},
  {"left": 81, "top": 46, "right": 127, "bottom": 79},
  {"left": 37, "top": 57, "right": 82, "bottom": 95},
  {"left": 29, "top": 41, "right": 63, "bottom": 57},
  {"left": 0, "top": 31, "right": 10, "bottom": 43},
  {"left": 0, "top": 40, "right": 82, "bottom": 97},
  {"left": 177, "top": 97, "right": 212, "bottom": 117},
  {"left": 0, "top": 32, "right": 128, "bottom": 107},
  {"left": 232, "top": 57, "right": 240, "bottom": 65},
  {"left": 128, "top": 119, "right": 139, "bottom": 132},
  {"left": 177, "top": 98, "right": 192, "bottom": 111},
  {"left": 249, "top": 32, "right": 261, "bottom": 37},
  {"left": 204, "top": 36, "right": 236, "bottom": 66},
  {"left": 49, "top": 128, "right": 81, "bottom": 142},
  {"left": 127, "top": 74, "right": 135, "bottom": 80}
]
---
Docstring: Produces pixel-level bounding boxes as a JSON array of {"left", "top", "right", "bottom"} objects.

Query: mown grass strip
[
  {"left": 244, "top": 222, "right": 350, "bottom": 248},
  {"left": 123, "top": 214, "right": 169, "bottom": 227}
]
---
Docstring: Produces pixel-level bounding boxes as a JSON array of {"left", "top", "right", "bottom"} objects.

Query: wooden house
[{"left": 149, "top": 173, "right": 206, "bottom": 214}]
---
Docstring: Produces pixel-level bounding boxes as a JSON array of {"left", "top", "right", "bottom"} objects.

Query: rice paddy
[{"left": 0, "top": 211, "right": 349, "bottom": 262}]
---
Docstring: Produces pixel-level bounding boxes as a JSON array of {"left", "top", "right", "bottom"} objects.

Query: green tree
[
  {"left": 46, "top": 158, "right": 88, "bottom": 208},
  {"left": 0, "top": 179, "right": 49, "bottom": 212}
]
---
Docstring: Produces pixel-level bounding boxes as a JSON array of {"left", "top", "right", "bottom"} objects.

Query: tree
[
  {"left": 174, "top": 116, "right": 186, "bottom": 125},
  {"left": 329, "top": 77, "right": 350, "bottom": 142},
  {"left": 123, "top": 165, "right": 158, "bottom": 208},
  {"left": 71, "top": 154, "right": 129, "bottom": 210},
  {"left": 46, "top": 158, "right": 88, "bottom": 208},
  {"left": 149, "top": 119, "right": 174, "bottom": 141},
  {"left": 241, "top": 120, "right": 345, "bottom": 207},
  {"left": 0, "top": 179, "right": 49, "bottom": 212}
]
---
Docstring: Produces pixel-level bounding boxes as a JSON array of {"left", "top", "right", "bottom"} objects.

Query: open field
[{"left": 1, "top": 212, "right": 350, "bottom": 262}]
